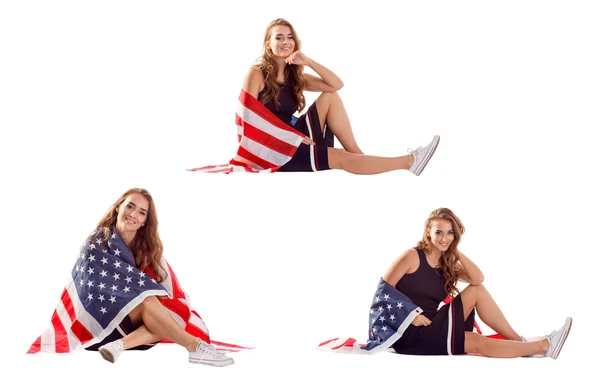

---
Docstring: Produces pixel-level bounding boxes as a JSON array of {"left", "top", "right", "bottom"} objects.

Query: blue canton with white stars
[
  {"left": 364, "top": 279, "right": 423, "bottom": 351},
  {"left": 71, "top": 228, "right": 168, "bottom": 328}
]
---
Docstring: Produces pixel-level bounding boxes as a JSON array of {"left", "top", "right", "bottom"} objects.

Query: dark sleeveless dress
[
  {"left": 257, "top": 83, "right": 334, "bottom": 172},
  {"left": 392, "top": 248, "right": 476, "bottom": 355}
]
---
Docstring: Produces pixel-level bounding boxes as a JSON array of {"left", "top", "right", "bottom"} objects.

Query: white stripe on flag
[
  {"left": 189, "top": 313, "right": 209, "bottom": 335},
  {"left": 241, "top": 138, "right": 293, "bottom": 166},
  {"left": 40, "top": 315, "right": 57, "bottom": 353},
  {"left": 231, "top": 154, "right": 263, "bottom": 171},
  {"left": 55, "top": 296, "right": 77, "bottom": 352},
  {"left": 67, "top": 280, "right": 104, "bottom": 335},
  {"left": 236, "top": 105, "right": 303, "bottom": 146}
]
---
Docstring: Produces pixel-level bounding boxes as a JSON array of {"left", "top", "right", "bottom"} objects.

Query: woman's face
[
  {"left": 427, "top": 219, "right": 455, "bottom": 252},
  {"left": 266, "top": 25, "right": 295, "bottom": 58},
  {"left": 115, "top": 193, "right": 149, "bottom": 236}
]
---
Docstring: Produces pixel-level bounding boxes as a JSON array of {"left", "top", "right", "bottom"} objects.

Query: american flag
[
  {"left": 319, "top": 278, "right": 423, "bottom": 354},
  {"left": 188, "top": 90, "right": 307, "bottom": 173},
  {"left": 319, "top": 279, "right": 499, "bottom": 354},
  {"left": 28, "top": 227, "right": 250, "bottom": 354}
]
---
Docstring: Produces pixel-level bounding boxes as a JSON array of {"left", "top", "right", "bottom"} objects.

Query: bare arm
[
  {"left": 456, "top": 250, "right": 485, "bottom": 285},
  {"left": 284, "top": 51, "right": 343, "bottom": 92},
  {"left": 382, "top": 249, "right": 431, "bottom": 327},
  {"left": 304, "top": 58, "right": 344, "bottom": 92},
  {"left": 382, "top": 249, "right": 419, "bottom": 286},
  {"left": 242, "top": 66, "right": 264, "bottom": 99}
]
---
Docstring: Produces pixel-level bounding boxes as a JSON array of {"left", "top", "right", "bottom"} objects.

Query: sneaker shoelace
[
  {"left": 406, "top": 147, "right": 423, "bottom": 155},
  {"left": 197, "top": 341, "right": 223, "bottom": 360}
]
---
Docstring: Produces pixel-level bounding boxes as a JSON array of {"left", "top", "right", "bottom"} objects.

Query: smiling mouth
[{"left": 125, "top": 217, "right": 136, "bottom": 225}]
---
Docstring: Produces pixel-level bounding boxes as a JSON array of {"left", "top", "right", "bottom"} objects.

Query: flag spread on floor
[
  {"left": 188, "top": 90, "right": 306, "bottom": 173},
  {"left": 28, "top": 227, "right": 251, "bottom": 354}
]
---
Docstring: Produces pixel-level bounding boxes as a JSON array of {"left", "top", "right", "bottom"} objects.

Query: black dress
[
  {"left": 258, "top": 83, "right": 334, "bottom": 172},
  {"left": 392, "top": 248, "right": 476, "bottom": 355}
]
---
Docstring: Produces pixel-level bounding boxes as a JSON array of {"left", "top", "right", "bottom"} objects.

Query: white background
[{"left": 1, "top": 1, "right": 598, "bottom": 374}]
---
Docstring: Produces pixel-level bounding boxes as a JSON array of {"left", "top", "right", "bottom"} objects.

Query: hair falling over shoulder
[
  {"left": 257, "top": 18, "right": 306, "bottom": 113},
  {"left": 417, "top": 208, "right": 466, "bottom": 296},
  {"left": 95, "top": 187, "right": 167, "bottom": 283}
]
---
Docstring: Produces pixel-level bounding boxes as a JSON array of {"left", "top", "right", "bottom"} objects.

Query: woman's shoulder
[
  {"left": 86, "top": 226, "right": 107, "bottom": 240},
  {"left": 392, "top": 248, "right": 420, "bottom": 265},
  {"left": 246, "top": 65, "right": 264, "bottom": 80},
  {"left": 243, "top": 65, "right": 265, "bottom": 95}
]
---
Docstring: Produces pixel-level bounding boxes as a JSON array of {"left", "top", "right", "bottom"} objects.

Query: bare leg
[
  {"left": 119, "top": 325, "right": 162, "bottom": 350},
  {"left": 460, "top": 285, "right": 520, "bottom": 341},
  {"left": 328, "top": 147, "right": 413, "bottom": 175},
  {"left": 121, "top": 296, "right": 197, "bottom": 352},
  {"left": 315, "top": 92, "right": 363, "bottom": 154},
  {"left": 465, "top": 332, "right": 549, "bottom": 358}
]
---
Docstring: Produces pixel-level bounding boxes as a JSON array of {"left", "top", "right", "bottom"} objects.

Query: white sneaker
[
  {"left": 521, "top": 335, "right": 544, "bottom": 358},
  {"left": 98, "top": 340, "right": 125, "bottom": 363},
  {"left": 408, "top": 135, "right": 440, "bottom": 176},
  {"left": 545, "top": 317, "right": 573, "bottom": 359},
  {"left": 189, "top": 339, "right": 234, "bottom": 367}
]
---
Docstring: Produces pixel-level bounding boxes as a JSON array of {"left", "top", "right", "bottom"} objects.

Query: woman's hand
[
  {"left": 301, "top": 136, "right": 314, "bottom": 145},
  {"left": 411, "top": 314, "right": 432, "bottom": 327},
  {"left": 285, "top": 51, "right": 311, "bottom": 66}
]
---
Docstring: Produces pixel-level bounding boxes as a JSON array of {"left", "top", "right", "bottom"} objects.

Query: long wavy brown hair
[
  {"left": 416, "top": 208, "right": 465, "bottom": 296},
  {"left": 95, "top": 188, "right": 167, "bottom": 282},
  {"left": 257, "top": 18, "right": 306, "bottom": 113}
]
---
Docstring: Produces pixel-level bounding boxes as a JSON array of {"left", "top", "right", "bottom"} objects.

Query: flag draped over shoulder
[
  {"left": 28, "top": 227, "right": 250, "bottom": 354},
  {"left": 188, "top": 90, "right": 306, "bottom": 173},
  {"left": 319, "top": 279, "right": 423, "bottom": 354}
]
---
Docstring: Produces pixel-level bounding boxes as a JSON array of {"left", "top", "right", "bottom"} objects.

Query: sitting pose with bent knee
[
  {"left": 382, "top": 208, "right": 571, "bottom": 359},
  {"left": 28, "top": 188, "right": 235, "bottom": 367},
  {"left": 243, "top": 18, "right": 439, "bottom": 175}
]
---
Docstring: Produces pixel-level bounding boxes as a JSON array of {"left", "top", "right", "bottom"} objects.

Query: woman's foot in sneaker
[
  {"left": 407, "top": 135, "right": 440, "bottom": 176},
  {"left": 98, "top": 339, "right": 125, "bottom": 363},
  {"left": 545, "top": 317, "right": 573, "bottom": 359},
  {"left": 189, "top": 338, "right": 234, "bottom": 367}
]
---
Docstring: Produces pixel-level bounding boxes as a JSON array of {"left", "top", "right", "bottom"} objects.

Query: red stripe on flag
[
  {"left": 71, "top": 319, "right": 94, "bottom": 345},
  {"left": 27, "top": 336, "right": 41, "bottom": 354},
  {"left": 319, "top": 338, "right": 339, "bottom": 346},
  {"left": 239, "top": 90, "right": 306, "bottom": 138},
  {"left": 50, "top": 310, "right": 70, "bottom": 353},
  {"left": 237, "top": 147, "right": 278, "bottom": 170},
  {"left": 236, "top": 116, "right": 298, "bottom": 157},
  {"left": 210, "top": 340, "right": 254, "bottom": 350},
  {"left": 332, "top": 338, "right": 356, "bottom": 350},
  {"left": 185, "top": 322, "right": 210, "bottom": 343},
  {"left": 61, "top": 288, "right": 76, "bottom": 323},
  {"left": 229, "top": 159, "right": 260, "bottom": 172}
]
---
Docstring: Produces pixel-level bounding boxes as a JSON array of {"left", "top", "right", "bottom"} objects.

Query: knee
[
  {"left": 461, "top": 284, "right": 485, "bottom": 302},
  {"left": 318, "top": 91, "right": 340, "bottom": 103},
  {"left": 464, "top": 284, "right": 487, "bottom": 295},
  {"left": 141, "top": 295, "right": 159, "bottom": 308}
]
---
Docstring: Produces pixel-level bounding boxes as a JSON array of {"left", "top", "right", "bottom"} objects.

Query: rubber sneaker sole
[
  {"left": 189, "top": 357, "right": 234, "bottom": 367},
  {"left": 413, "top": 135, "right": 440, "bottom": 176},
  {"left": 549, "top": 317, "right": 572, "bottom": 359}
]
